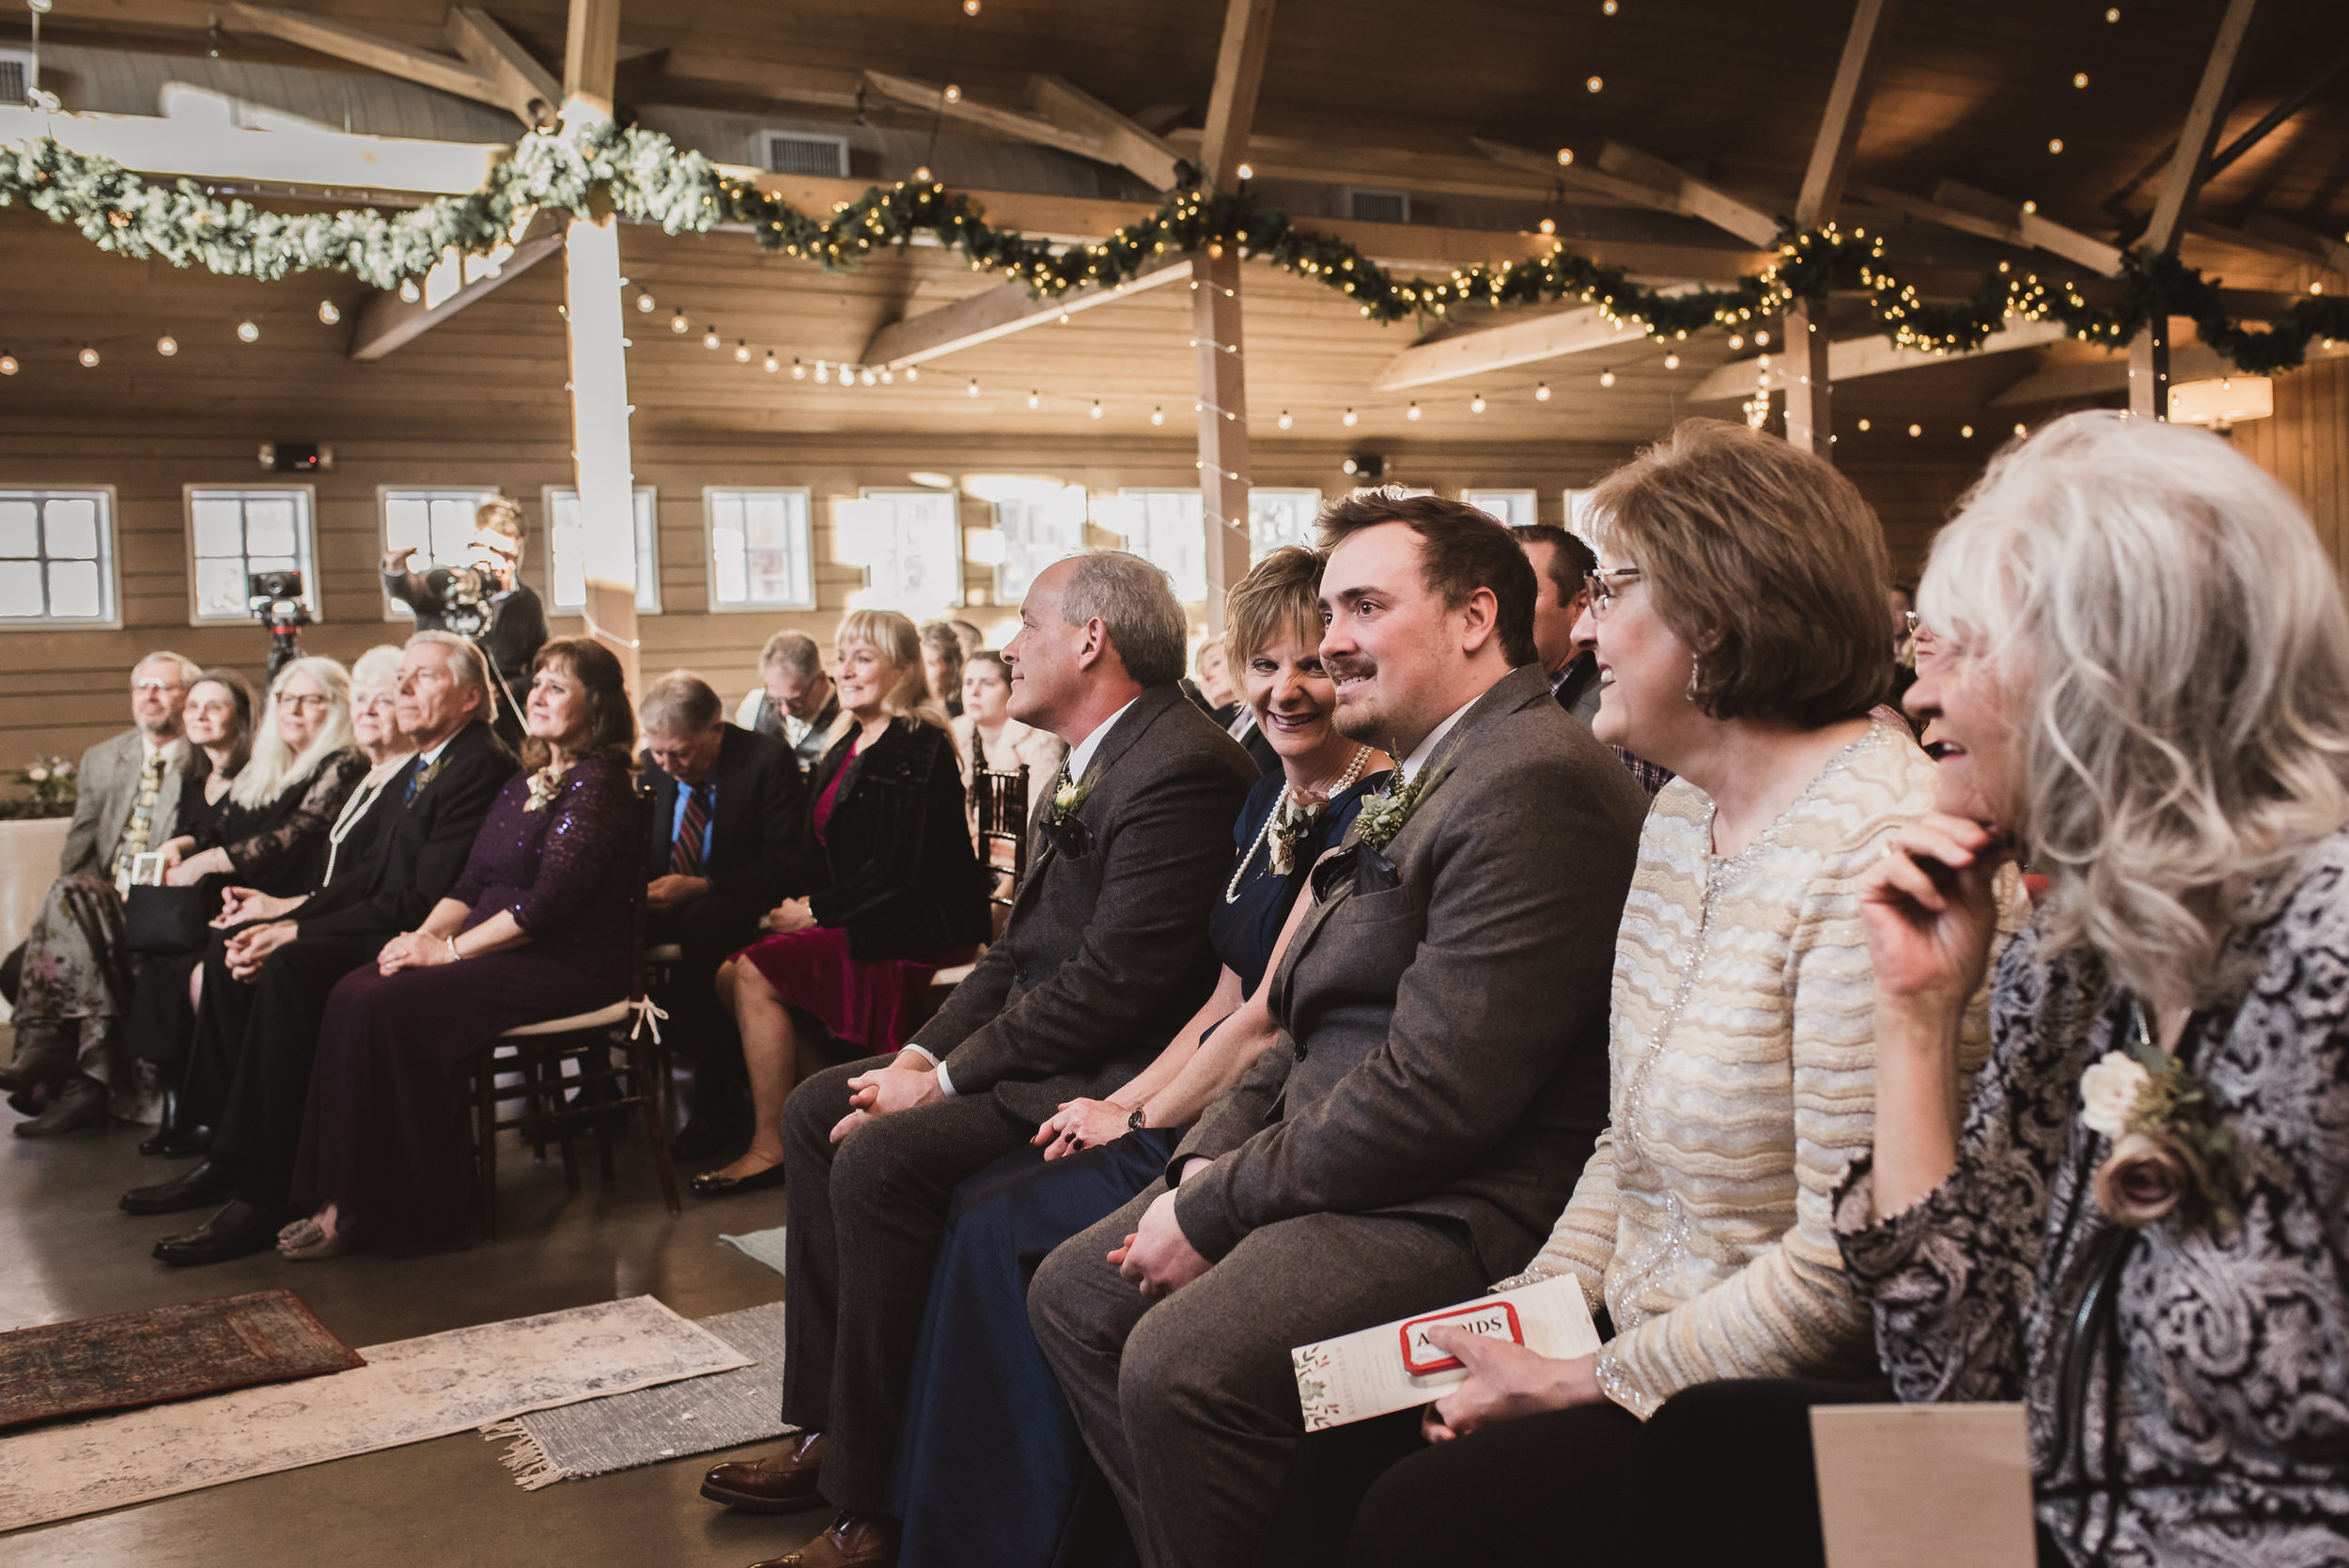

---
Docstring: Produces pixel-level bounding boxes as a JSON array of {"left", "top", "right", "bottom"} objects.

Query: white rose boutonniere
[
  {"left": 522, "top": 765, "right": 563, "bottom": 813},
  {"left": 2079, "top": 1051, "right": 2151, "bottom": 1139},
  {"left": 1267, "top": 790, "right": 1328, "bottom": 877},
  {"left": 2079, "top": 1010, "right": 2237, "bottom": 1234}
]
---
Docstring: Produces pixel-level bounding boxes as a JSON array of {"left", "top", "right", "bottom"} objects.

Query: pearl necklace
[{"left": 1225, "top": 744, "right": 1373, "bottom": 904}]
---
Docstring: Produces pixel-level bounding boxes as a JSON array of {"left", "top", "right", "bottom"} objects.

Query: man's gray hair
[
  {"left": 407, "top": 629, "right": 493, "bottom": 712},
  {"left": 135, "top": 650, "right": 203, "bottom": 687},
  {"left": 759, "top": 630, "right": 822, "bottom": 681},
  {"left": 641, "top": 670, "right": 723, "bottom": 735},
  {"left": 1059, "top": 551, "right": 1188, "bottom": 686}
]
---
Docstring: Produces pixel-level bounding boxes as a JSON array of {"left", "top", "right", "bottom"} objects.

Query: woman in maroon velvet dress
[
  {"left": 281, "top": 638, "right": 640, "bottom": 1258},
  {"left": 694, "top": 609, "right": 991, "bottom": 1197}
]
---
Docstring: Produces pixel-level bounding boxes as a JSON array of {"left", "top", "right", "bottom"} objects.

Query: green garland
[{"left": 4, "top": 119, "right": 2344, "bottom": 375}]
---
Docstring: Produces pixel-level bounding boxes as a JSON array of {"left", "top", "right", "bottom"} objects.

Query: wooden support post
[
  {"left": 1192, "top": 0, "right": 1275, "bottom": 629},
  {"left": 2128, "top": 317, "right": 2171, "bottom": 419},
  {"left": 1785, "top": 0, "right": 1902, "bottom": 458},
  {"left": 558, "top": 0, "right": 638, "bottom": 692}
]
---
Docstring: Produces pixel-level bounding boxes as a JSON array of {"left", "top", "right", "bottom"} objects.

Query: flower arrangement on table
[{"left": 0, "top": 755, "right": 77, "bottom": 820}]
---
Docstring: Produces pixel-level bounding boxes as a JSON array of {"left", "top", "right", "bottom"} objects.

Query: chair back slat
[{"left": 973, "top": 762, "right": 1029, "bottom": 910}]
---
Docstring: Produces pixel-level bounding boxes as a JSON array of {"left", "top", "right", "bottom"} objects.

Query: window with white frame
[
  {"left": 0, "top": 489, "right": 115, "bottom": 626},
  {"left": 1564, "top": 489, "right": 1597, "bottom": 536},
  {"left": 188, "top": 487, "right": 318, "bottom": 623},
  {"left": 1248, "top": 489, "right": 1323, "bottom": 560},
  {"left": 1113, "top": 489, "right": 1208, "bottom": 602},
  {"left": 705, "top": 488, "right": 815, "bottom": 611},
  {"left": 1463, "top": 489, "right": 1539, "bottom": 526},
  {"left": 544, "top": 486, "right": 660, "bottom": 613},
  {"left": 381, "top": 487, "right": 498, "bottom": 616},
  {"left": 983, "top": 484, "right": 1087, "bottom": 604},
  {"left": 836, "top": 489, "right": 963, "bottom": 617}
]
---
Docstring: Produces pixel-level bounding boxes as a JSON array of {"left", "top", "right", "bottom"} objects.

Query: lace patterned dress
[
  {"left": 291, "top": 756, "right": 640, "bottom": 1249},
  {"left": 1833, "top": 831, "right": 2349, "bottom": 1567}
]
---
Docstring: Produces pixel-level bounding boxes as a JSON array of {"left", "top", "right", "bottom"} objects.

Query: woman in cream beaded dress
[{"left": 1265, "top": 420, "right": 2026, "bottom": 1568}]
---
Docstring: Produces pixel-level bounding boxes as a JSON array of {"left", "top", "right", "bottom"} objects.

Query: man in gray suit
[
  {"left": 1, "top": 651, "right": 199, "bottom": 1133},
  {"left": 702, "top": 552, "right": 1256, "bottom": 1568},
  {"left": 1028, "top": 493, "right": 1650, "bottom": 1568}
]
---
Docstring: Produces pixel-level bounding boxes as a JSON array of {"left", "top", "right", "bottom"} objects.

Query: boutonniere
[
  {"left": 1036, "top": 766, "right": 1097, "bottom": 859},
  {"left": 405, "top": 754, "right": 445, "bottom": 804},
  {"left": 1049, "top": 768, "right": 1095, "bottom": 827},
  {"left": 2079, "top": 1004, "right": 2236, "bottom": 1233},
  {"left": 1351, "top": 746, "right": 1450, "bottom": 851},
  {"left": 1267, "top": 792, "right": 1327, "bottom": 876},
  {"left": 522, "top": 765, "right": 564, "bottom": 813}
]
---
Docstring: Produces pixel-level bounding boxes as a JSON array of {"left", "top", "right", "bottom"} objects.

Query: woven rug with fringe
[
  {"left": 0, "top": 1295, "right": 749, "bottom": 1533},
  {"left": 0, "top": 1289, "right": 363, "bottom": 1430},
  {"left": 485, "top": 1300, "right": 790, "bottom": 1488}
]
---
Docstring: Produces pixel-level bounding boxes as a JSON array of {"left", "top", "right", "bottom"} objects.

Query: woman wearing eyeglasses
[{"left": 1265, "top": 420, "right": 2027, "bottom": 1568}]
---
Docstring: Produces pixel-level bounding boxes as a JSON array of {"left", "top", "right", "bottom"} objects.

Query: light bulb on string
[
  {"left": 2015, "top": 422, "right": 2029, "bottom": 436},
  {"left": 1907, "top": 424, "right": 1922, "bottom": 438},
  {"left": 1858, "top": 418, "right": 1872, "bottom": 431},
  {"left": 1237, "top": 163, "right": 1253, "bottom": 180},
  {"left": 0, "top": 353, "right": 17, "bottom": 376},
  {"left": 78, "top": 343, "right": 100, "bottom": 368},
  {"left": 1470, "top": 393, "right": 1486, "bottom": 412},
  {"left": 1407, "top": 401, "right": 1422, "bottom": 420},
  {"left": 704, "top": 327, "right": 721, "bottom": 349},
  {"left": 1027, "top": 390, "right": 1041, "bottom": 410},
  {"left": 1276, "top": 410, "right": 1293, "bottom": 429},
  {"left": 1602, "top": 0, "right": 1617, "bottom": 11},
  {"left": 1585, "top": 75, "right": 1603, "bottom": 93},
  {"left": 1090, "top": 400, "right": 1104, "bottom": 420},
  {"left": 905, "top": 365, "right": 919, "bottom": 381},
  {"left": 1961, "top": 425, "right": 1975, "bottom": 438},
  {"left": 1150, "top": 406, "right": 1165, "bottom": 426},
  {"left": 791, "top": 358, "right": 806, "bottom": 380},
  {"left": 1534, "top": 382, "right": 1550, "bottom": 401},
  {"left": 861, "top": 367, "right": 878, "bottom": 385},
  {"left": 1753, "top": 330, "right": 1769, "bottom": 346},
  {"left": 1662, "top": 352, "right": 1681, "bottom": 369},
  {"left": 317, "top": 300, "right": 341, "bottom": 325},
  {"left": 1728, "top": 334, "right": 1744, "bottom": 350},
  {"left": 398, "top": 279, "right": 420, "bottom": 303},
  {"left": 1341, "top": 408, "right": 1358, "bottom": 427},
  {"left": 967, "top": 378, "right": 980, "bottom": 397},
  {"left": 763, "top": 350, "right": 780, "bottom": 373},
  {"left": 2072, "top": 72, "right": 2089, "bottom": 88},
  {"left": 2105, "top": 7, "right": 2119, "bottom": 19},
  {"left": 1538, "top": 217, "right": 1556, "bottom": 235},
  {"left": 881, "top": 368, "right": 894, "bottom": 383},
  {"left": 914, "top": 165, "right": 933, "bottom": 182},
  {"left": 2047, "top": 138, "right": 2064, "bottom": 154},
  {"left": 636, "top": 291, "right": 655, "bottom": 313},
  {"left": 942, "top": 84, "right": 961, "bottom": 102},
  {"left": 236, "top": 319, "right": 259, "bottom": 343},
  {"left": 671, "top": 309, "right": 689, "bottom": 334},
  {"left": 1598, "top": 368, "right": 1615, "bottom": 387},
  {"left": 155, "top": 334, "right": 178, "bottom": 356},
  {"left": 815, "top": 362, "right": 831, "bottom": 384},
  {"left": 734, "top": 339, "right": 752, "bottom": 363},
  {"left": 1555, "top": 147, "right": 1574, "bottom": 166},
  {"left": 963, "top": 0, "right": 979, "bottom": 12}
]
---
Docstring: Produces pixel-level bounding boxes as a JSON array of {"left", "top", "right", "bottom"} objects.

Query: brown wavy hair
[{"left": 521, "top": 637, "right": 639, "bottom": 770}]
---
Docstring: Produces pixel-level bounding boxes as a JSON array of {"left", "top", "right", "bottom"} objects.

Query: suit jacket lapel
[{"left": 1003, "top": 689, "right": 1173, "bottom": 923}]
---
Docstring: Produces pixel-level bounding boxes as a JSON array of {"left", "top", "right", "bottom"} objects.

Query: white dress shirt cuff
[{"left": 898, "top": 1043, "right": 956, "bottom": 1095}]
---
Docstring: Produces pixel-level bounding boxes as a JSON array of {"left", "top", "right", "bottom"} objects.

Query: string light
[
  {"left": 236, "top": 319, "right": 259, "bottom": 343},
  {"left": 905, "top": 365, "right": 920, "bottom": 381},
  {"left": 1585, "top": 75, "right": 1603, "bottom": 92},
  {"left": 2047, "top": 138, "right": 2064, "bottom": 154},
  {"left": 1662, "top": 352, "right": 1681, "bottom": 369},
  {"left": 1556, "top": 147, "right": 1574, "bottom": 166},
  {"left": 1728, "top": 334, "right": 1744, "bottom": 350},
  {"left": 155, "top": 334, "right": 177, "bottom": 356},
  {"left": 1907, "top": 423, "right": 1922, "bottom": 437},
  {"left": 1090, "top": 400, "right": 1104, "bottom": 420},
  {"left": 734, "top": 339, "right": 752, "bottom": 362},
  {"left": 815, "top": 361, "right": 831, "bottom": 383},
  {"left": 861, "top": 367, "right": 878, "bottom": 385},
  {"left": 1534, "top": 381, "right": 1550, "bottom": 401},
  {"left": 913, "top": 165, "right": 932, "bottom": 182},
  {"left": 1470, "top": 393, "right": 1486, "bottom": 412},
  {"left": 942, "top": 84, "right": 961, "bottom": 102},
  {"left": 1753, "top": 329, "right": 1769, "bottom": 346},
  {"left": 317, "top": 300, "right": 340, "bottom": 324},
  {"left": 792, "top": 358, "right": 807, "bottom": 380},
  {"left": 0, "top": 353, "right": 16, "bottom": 376},
  {"left": 1603, "top": 0, "right": 1617, "bottom": 11},
  {"left": 763, "top": 350, "right": 780, "bottom": 372},
  {"left": 1538, "top": 218, "right": 1556, "bottom": 235},
  {"left": 1277, "top": 410, "right": 1293, "bottom": 429},
  {"left": 2072, "top": 72, "right": 2089, "bottom": 88},
  {"left": 1150, "top": 406, "right": 1165, "bottom": 425},
  {"left": 1341, "top": 408, "right": 1358, "bottom": 427},
  {"left": 77, "top": 343, "right": 99, "bottom": 367},
  {"left": 2105, "top": 7, "right": 2119, "bottom": 19},
  {"left": 635, "top": 291, "right": 655, "bottom": 312},
  {"left": 1027, "top": 390, "right": 1040, "bottom": 409},
  {"left": 1237, "top": 163, "right": 1254, "bottom": 180},
  {"left": 963, "top": 0, "right": 979, "bottom": 12},
  {"left": 703, "top": 326, "right": 721, "bottom": 349},
  {"left": 1961, "top": 424, "right": 1975, "bottom": 437},
  {"left": 1407, "top": 400, "right": 1422, "bottom": 420},
  {"left": 1857, "top": 418, "right": 1871, "bottom": 431},
  {"left": 967, "top": 377, "right": 979, "bottom": 397},
  {"left": 2021, "top": 200, "right": 2038, "bottom": 214},
  {"left": 880, "top": 368, "right": 894, "bottom": 382},
  {"left": 671, "top": 309, "right": 689, "bottom": 334},
  {"left": 1598, "top": 368, "right": 1615, "bottom": 387},
  {"left": 2015, "top": 422, "right": 2029, "bottom": 435}
]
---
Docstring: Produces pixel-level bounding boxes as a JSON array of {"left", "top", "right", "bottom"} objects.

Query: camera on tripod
[
  {"left": 422, "top": 562, "right": 494, "bottom": 638},
  {"left": 247, "top": 569, "right": 313, "bottom": 679}
]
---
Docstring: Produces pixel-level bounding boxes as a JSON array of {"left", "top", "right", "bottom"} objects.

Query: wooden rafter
[
  {"left": 1688, "top": 319, "right": 2069, "bottom": 401},
  {"left": 861, "top": 70, "right": 1111, "bottom": 163},
  {"left": 1594, "top": 142, "right": 1782, "bottom": 247},
  {"left": 1850, "top": 180, "right": 2123, "bottom": 277},
  {"left": 2235, "top": 210, "right": 2349, "bottom": 272},
  {"left": 348, "top": 224, "right": 565, "bottom": 361},
  {"left": 445, "top": 5, "right": 563, "bottom": 131},
  {"left": 863, "top": 256, "right": 1194, "bottom": 369},
  {"left": 1024, "top": 75, "right": 1182, "bottom": 190},
  {"left": 0, "top": 102, "right": 502, "bottom": 193},
  {"left": 226, "top": 4, "right": 508, "bottom": 119},
  {"left": 1371, "top": 303, "right": 1657, "bottom": 392},
  {"left": 1471, "top": 137, "right": 1703, "bottom": 214},
  {"left": 1197, "top": 0, "right": 1276, "bottom": 189},
  {"left": 1993, "top": 337, "right": 2349, "bottom": 407}
]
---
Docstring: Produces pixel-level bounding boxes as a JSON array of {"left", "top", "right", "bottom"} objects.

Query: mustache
[{"left": 1322, "top": 653, "right": 1377, "bottom": 683}]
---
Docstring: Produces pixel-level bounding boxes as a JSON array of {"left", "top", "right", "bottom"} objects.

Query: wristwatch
[{"left": 1128, "top": 1105, "right": 1147, "bottom": 1133}]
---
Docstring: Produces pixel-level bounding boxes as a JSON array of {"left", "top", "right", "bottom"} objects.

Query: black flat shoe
[
  {"left": 691, "top": 1160, "right": 787, "bottom": 1198},
  {"left": 153, "top": 1200, "right": 284, "bottom": 1266},
  {"left": 121, "top": 1154, "right": 241, "bottom": 1215},
  {"left": 12, "top": 1075, "right": 108, "bottom": 1138}
]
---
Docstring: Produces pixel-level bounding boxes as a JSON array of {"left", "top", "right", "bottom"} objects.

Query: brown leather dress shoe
[
  {"left": 748, "top": 1511, "right": 898, "bottom": 1568},
  {"left": 702, "top": 1431, "right": 827, "bottom": 1514}
]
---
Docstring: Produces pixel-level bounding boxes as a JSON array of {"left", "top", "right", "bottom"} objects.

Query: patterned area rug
[
  {"left": 719, "top": 1224, "right": 787, "bottom": 1277},
  {"left": 0, "top": 1290, "right": 364, "bottom": 1431},
  {"left": 486, "top": 1301, "right": 791, "bottom": 1487},
  {"left": 0, "top": 1296, "right": 749, "bottom": 1533}
]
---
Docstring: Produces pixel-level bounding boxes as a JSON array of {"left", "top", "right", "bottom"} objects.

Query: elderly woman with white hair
[{"left": 1836, "top": 411, "right": 2349, "bottom": 1564}]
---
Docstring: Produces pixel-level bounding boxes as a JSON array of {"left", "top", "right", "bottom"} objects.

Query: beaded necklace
[{"left": 1224, "top": 743, "right": 1373, "bottom": 904}]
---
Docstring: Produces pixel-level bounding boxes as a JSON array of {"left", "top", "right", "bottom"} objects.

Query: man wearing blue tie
[{"left": 639, "top": 673, "right": 813, "bottom": 1159}]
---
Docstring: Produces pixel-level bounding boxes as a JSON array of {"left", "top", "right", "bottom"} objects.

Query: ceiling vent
[
  {"left": 1338, "top": 186, "right": 1410, "bottom": 225},
  {"left": 761, "top": 131, "right": 851, "bottom": 180},
  {"left": 0, "top": 52, "right": 33, "bottom": 107}
]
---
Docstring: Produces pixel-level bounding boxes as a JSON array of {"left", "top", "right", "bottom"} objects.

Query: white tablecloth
[{"left": 0, "top": 816, "right": 70, "bottom": 1021}]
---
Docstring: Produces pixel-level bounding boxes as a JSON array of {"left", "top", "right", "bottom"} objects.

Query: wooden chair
[
  {"left": 470, "top": 790, "right": 681, "bottom": 1239},
  {"left": 972, "top": 762, "right": 1031, "bottom": 912}
]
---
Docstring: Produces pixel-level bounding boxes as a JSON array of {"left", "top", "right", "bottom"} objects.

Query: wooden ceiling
[{"left": 4, "top": 0, "right": 2346, "bottom": 451}]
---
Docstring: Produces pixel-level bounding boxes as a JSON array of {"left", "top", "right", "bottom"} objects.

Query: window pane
[
  {"left": 0, "top": 560, "right": 45, "bottom": 616},
  {"left": 191, "top": 497, "right": 244, "bottom": 559},
  {"left": 48, "top": 560, "right": 102, "bottom": 618},
  {"left": 1127, "top": 491, "right": 1206, "bottom": 603},
  {"left": 0, "top": 502, "right": 35, "bottom": 558},
  {"left": 428, "top": 498, "right": 477, "bottom": 565},
  {"left": 743, "top": 494, "right": 790, "bottom": 550},
  {"left": 195, "top": 559, "right": 250, "bottom": 619},
  {"left": 708, "top": 491, "right": 808, "bottom": 608},
  {"left": 384, "top": 497, "right": 431, "bottom": 557},
  {"left": 244, "top": 496, "right": 299, "bottom": 557},
  {"left": 46, "top": 498, "right": 100, "bottom": 559},
  {"left": 632, "top": 490, "right": 659, "bottom": 612}
]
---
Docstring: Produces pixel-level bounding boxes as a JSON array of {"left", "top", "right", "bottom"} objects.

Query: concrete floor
[{"left": 0, "top": 1038, "right": 830, "bottom": 1568}]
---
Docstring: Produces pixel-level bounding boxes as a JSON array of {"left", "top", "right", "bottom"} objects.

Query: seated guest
[
  {"left": 639, "top": 670, "right": 810, "bottom": 1160},
  {"left": 315, "top": 645, "right": 418, "bottom": 892},
  {"left": 1834, "top": 413, "right": 2349, "bottom": 1563},
  {"left": 694, "top": 612, "right": 990, "bottom": 1197},
  {"left": 1515, "top": 521, "right": 1672, "bottom": 796},
  {"left": 699, "top": 553, "right": 1254, "bottom": 1568},
  {"left": 272, "top": 637, "right": 640, "bottom": 1259},
  {"left": 946, "top": 619, "right": 985, "bottom": 660},
  {"left": 1025, "top": 493, "right": 1650, "bottom": 1568},
  {"left": 124, "top": 667, "right": 256, "bottom": 1153},
  {"left": 889, "top": 546, "right": 1392, "bottom": 1568},
  {"left": 0, "top": 651, "right": 198, "bottom": 1136},
  {"left": 1283, "top": 421, "right": 2020, "bottom": 1568},
  {"left": 950, "top": 651, "right": 1065, "bottom": 854},
  {"left": 740, "top": 630, "right": 851, "bottom": 775},
  {"left": 919, "top": 622, "right": 966, "bottom": 720},
  {"left": 125, "top": 633, "right": 513, "bottom": 1264}
]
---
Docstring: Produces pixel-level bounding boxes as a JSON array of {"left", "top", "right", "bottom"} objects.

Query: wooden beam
[
  {"left": 1197, "top": 0, "right": 1277, "bottom": 189},
  {"left": 1024, "top": 74, "right": 1182, "bottom": 190},
  {"left": 1594, "top": 141, "right": 1782, "bottom": 246},
  {"left": 445, "top": 5, "right": 562, "bottom": 131},
  {"left": 226, "top": 4, "right": 503, "bottom": 109},
  {"left": 1797, "top": 0, "right": 1902, "bottom": 229},
  {"left": 1989, "top": 336, "right": 2349, "bottom": 406},
  {"left": 646, "top": 51, "right": 863, "bottom": 110},
  {"left": 2232, "top": 210, "right": 2349, "bottom": 272},
  {"left": 1372, "top": 305, "right": 1654, "bottom": 391},
  {"left": 1854, "top": 179, "right": 2124, "bottom": 277},
  {"left": 2144, "top": 0, "right": 2263, "bottom": 256},
  {"left": 0, "top": 103, "right": 502, "bottom": 193},
  {"left": 1471, "top": 136, "right": 1712, "bottom": 214},
  {"left": 1688, "top": 319, "right": 2070, "bottom": 401},
  {"left": 863, "top": 70, "right": 1111, "bottom": 163},
  {"left": 863, "top": 255, "right": 1195, "bottom": 368},
  {"left": 347, "top": 227, "right": 564, "bottom": 361}
]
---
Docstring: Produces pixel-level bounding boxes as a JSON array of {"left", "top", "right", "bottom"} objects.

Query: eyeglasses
[
  {"left": 1586, "top": 567, "right": 1645, "bottom": 620},
  {"left": 275, "top": 692, "right": 332, "bottom": 710},
  {"left": 131, "top": 678, "right": 179, "bottom": 693}
]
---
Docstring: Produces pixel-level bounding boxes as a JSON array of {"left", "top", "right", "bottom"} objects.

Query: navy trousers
[{"left": 889, "top": 1128, "right": 1179, "bottom": 1568}]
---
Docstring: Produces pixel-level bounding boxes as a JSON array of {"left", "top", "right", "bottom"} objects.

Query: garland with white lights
[{"left": 4, "top": 121, "right": 2346, "bottom": 376}]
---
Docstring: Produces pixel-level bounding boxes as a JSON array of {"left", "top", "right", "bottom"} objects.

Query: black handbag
[{"left": 122, "top": 884, "right": 212, "bottom": 956}]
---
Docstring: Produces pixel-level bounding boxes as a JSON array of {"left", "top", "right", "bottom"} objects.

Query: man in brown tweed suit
[
  {"left": 704, "top": 551, "right": 1256, "bottom": 1568},
  {"left": 1028, "top": 492, "right": 1650, "bottom": 1568}
]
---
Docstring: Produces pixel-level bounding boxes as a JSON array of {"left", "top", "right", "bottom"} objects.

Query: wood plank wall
[{"left": 2228, "top": 357, "right": 2349, "bottom": 576}]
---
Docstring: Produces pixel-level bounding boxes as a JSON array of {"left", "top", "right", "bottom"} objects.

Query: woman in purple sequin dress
[{"left": 283, "top": 638, "right": 640, "bottom": 1257}]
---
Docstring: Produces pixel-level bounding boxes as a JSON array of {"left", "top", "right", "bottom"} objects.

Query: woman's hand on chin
[{"left": 1421, "top": 1332, "right": 1601, "bottom": 1441}]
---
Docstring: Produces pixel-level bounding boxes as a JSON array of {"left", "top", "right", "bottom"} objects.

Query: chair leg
[
  {"left": 475, "top": 1048, "right": 500, "bottom": 1242},
  {"left": 627, "top": 1027, "right": 682, "bottom": 1216},
  {"left": 590, "top": 1038, "right": 619, "bottom": 1186},
  {"left": 543, "top": 1043, "right": 583, "bottom": 1197}
]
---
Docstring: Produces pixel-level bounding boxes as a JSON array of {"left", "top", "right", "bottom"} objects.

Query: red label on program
[{"left": 1398, "top": 1300, "right": 1523, "bottom": 1376}]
